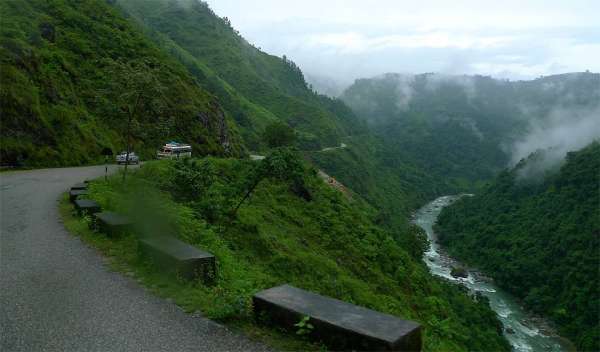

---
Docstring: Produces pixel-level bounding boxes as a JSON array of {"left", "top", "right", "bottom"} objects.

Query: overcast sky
[{"left": 205, "top": 0, "right": 599, "bottom": 86}]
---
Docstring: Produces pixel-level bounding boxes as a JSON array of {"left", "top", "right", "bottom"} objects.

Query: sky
[{"left": 205, "top": 0, "right": 600, "bottom": 88}]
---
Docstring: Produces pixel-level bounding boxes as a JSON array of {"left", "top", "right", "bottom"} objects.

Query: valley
[
  {"left": 1, "top": 0, "right": 598, "bottom": 351},
  {"left": 415, "top": 196, "right": 573, "bottom": 352}
]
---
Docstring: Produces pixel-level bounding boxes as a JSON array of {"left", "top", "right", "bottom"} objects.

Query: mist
[{"left": 511, "top": 105, "right": 600, "bottom": 179}]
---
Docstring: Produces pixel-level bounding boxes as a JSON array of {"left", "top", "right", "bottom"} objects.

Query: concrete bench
[
  {"left": 253, "top": 285, "right": 422, "bottom": 351},
  {"left": 139, "top": 237, "right": 216, "bottom": 283},
  {"left": 69, "top": 190, "right": 88, "bottom": 203},
  {"left": 93, "top": 212, "right": 132, "bottom": 237},
  {"left": 71, "top": 183, "right": 87, "bottom": 191},
  {"left": 74, "top": 199, "right": 101, "bottom": 216}
]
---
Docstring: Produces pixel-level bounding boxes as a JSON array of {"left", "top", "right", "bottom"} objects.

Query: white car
[{"left": 116, "top": 151, "right": 139, "bottom": 164}]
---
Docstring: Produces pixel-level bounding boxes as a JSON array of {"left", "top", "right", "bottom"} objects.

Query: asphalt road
[{"left": 0, "top": 165, "right": 270, "bottom": 352}]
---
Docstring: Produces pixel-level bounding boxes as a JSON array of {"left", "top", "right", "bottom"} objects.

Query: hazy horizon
[{"left": 205, "top": 0, "right": 600, "bottom": 91}]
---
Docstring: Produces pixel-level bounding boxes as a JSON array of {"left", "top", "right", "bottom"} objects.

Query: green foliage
[
  {"left": 0, "top": 0, "right": 242, "bottom": 167},
  {"left": 262, "top": 121, "right": 297, "bottom": 148},
  {"left": 73, "top": 158, "right": 509, "bottom": 351},
  {"left": 436, "top": 142, "right": 600, "bottom": 350},
  {"left": 294, "top": 316, "right": 314, "bottom": 336},
  {"left": 310, "top": 134, "right": 446, "bottom": 234},
  {"left": 319, "top": 71, "right": 599, "bottom": 240},
  {"left": 114, "top": 0, "right": 364, "bottom": 151}
]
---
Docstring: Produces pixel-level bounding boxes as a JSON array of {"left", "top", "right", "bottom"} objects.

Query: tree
[
  {"left": 231, "top": 148, "right": 305, "bottom": 217},
  {"left": 262, "top": 121, "right": 297, "bottom": 148},
  {"left": 105, "top": 59, "right": 168, "bottom": 181}
]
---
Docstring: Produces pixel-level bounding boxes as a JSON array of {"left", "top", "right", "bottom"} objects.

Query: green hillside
[
  {"left": 0, "top": 0, "right": 242, "bottom": 167},
  {"left": 111, "top": 0, "right": 435, "bottom": 232},
  {"left": 327, "top": 72, "right": 600, "bottom": 230},
  {"left": 341, "top": 72, "right": 600, "bottom": 188},
  {"left": 4, "top": 1, "right": 593, "bottom": 350},
  {"left": 69, "top": 152, "right": 510, "bottom": 351},
  {"left": 113, "top": 0, "right": 363, "bottom": 151},
  {"left": 435, "top": 142, "right": 600, "bottom": 350}
]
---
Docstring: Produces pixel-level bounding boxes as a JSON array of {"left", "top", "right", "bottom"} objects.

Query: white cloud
[
  {"left": 205, "top": 0, "right": 600, "bottom": 83},
  {"left": 305, "top": 32, "right": 514, "bottom": 53},
  {"left": 511, "top": 105, "right": 600, "bottom": 179}
]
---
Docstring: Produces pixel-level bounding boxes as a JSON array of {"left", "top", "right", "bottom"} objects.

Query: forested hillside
[
  {"left": 341, "top": 72, "right": 599, "bottom": 188},
  {"left": 435, "top": 142, "right": 600, "bottom": 350},
  {"left": 0, "top": 0, "right": 241, "bottom": 167},
  {"left": 113, "top": 0, "right": 363, "bottom": 151},
  {"left": 321, "top": 72, "right": 600, "bottom": 230}
]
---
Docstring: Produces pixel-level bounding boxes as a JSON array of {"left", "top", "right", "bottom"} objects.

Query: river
[{"left": 413, "top": 195, "right": 571, "bottom": 352}]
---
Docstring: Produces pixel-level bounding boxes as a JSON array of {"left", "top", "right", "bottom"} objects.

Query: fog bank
[{"left": 511, "top": 105, "right": 600, "bottom": 179}]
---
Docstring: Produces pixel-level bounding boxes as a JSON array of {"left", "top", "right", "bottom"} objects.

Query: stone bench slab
[
  {"left": 94, "top": 212, "right": 132, "bottom": 237},
  {"left": 74, "top": 199, "right": 101, "bottom": 216},
  {"left": 71, "top": 183, "right": 87, "bottom": 191},
  {"left": 253, "top": 284, "right": 422, "bottom": 351},
  {"left": 69, "top": 190, "right": 88, "bottom": 203},
  {"left": 139, "top": 237, "right": 216, "bottom": 283}
]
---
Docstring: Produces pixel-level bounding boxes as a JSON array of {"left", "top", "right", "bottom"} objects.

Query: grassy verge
[{"left": 59, "top": 192, "right": 323, "bottom": 351}]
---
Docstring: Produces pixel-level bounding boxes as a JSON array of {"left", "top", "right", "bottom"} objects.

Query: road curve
[{"left": 0, "top": 165, "right": 270, "bottom": 352}]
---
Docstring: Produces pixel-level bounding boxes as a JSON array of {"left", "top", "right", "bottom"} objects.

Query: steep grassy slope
[
  {"left": 114, "top": 0, "right": 363, "bottom": 151},
  {"left": 71, "top": 152, "right": 510, "bottom": 351},
  {"left": 309, "top": 134, "right": 446, "bottom": 232},
  {"left": 0, "top": 0, "right": 241, "bottom": 167},
  {"left": 436, "top": 142, "right": 600, "bottom": 350}
]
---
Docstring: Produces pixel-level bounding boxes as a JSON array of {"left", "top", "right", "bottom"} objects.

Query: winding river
[{"left": 413, "top": 195, "right": 571, "bottom": 352}]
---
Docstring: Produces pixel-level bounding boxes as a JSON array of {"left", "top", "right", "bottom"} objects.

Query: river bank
[{"left": 413, "top": 195, "right": 573, "bottom": 352}]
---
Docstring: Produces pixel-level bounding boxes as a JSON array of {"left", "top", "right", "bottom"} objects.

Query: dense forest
[
  {"left": 340, "top": 72, "right": 600, "bottom": 189},
  {"left": 435, "top": 142, "right": 600, "bottom": 350},
  {"left": 312, "top": 71, "right": 599, "bottom": 232}
]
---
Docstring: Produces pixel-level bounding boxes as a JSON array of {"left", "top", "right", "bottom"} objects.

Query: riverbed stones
[
  {"left": 138, "top": 236, "right": 216, "bottom": 283},
  {"left": 253, "top": 284, "right": 422, "bottom": 351},
  {"left": 450, "top": 266, "right": 468, "bottom": 278}
]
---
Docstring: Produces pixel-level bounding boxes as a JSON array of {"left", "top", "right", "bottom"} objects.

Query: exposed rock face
[
  {"left": 213, "top": 105, "right": 231, "bottom": 153},
  {"left": 196, "top": 103, "right": 232, "bottom": 154}
]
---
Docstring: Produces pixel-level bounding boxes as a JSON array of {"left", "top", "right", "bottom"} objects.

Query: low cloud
[
  {"left": 393, "top": 75, "right": 414, "bottom": 111},
  {"left": 511, "top": 105, "right": 600, "bottom": 179}
]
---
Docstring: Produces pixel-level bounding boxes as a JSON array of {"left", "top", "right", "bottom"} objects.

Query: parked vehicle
[
  {"left": 157, "top": 142, "right": 192, "bottom": 159},
  {"left": 116, "top": 151, "right": 139, "bottom": 164}
]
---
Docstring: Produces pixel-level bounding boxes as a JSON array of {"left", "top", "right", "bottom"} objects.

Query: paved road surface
[{"left": 0, "top": 165, "right": 270, "bottom": 351}]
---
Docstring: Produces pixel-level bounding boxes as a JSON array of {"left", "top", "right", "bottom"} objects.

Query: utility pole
[{"left": 122, "top": 112, "right": 132, "bottom": 182}]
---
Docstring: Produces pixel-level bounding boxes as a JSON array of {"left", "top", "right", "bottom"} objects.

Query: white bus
[{"left": 157, "top": 142, "right": 192, "bottom": 159}]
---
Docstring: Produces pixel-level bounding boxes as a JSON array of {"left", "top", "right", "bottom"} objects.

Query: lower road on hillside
[{"left": 0, "top": 165, "right": 269, "bottom": 352}]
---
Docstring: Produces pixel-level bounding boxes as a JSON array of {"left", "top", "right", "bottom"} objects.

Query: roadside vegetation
[{"left": 61, "top": 149, "right": 509, "bottom": 351}]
